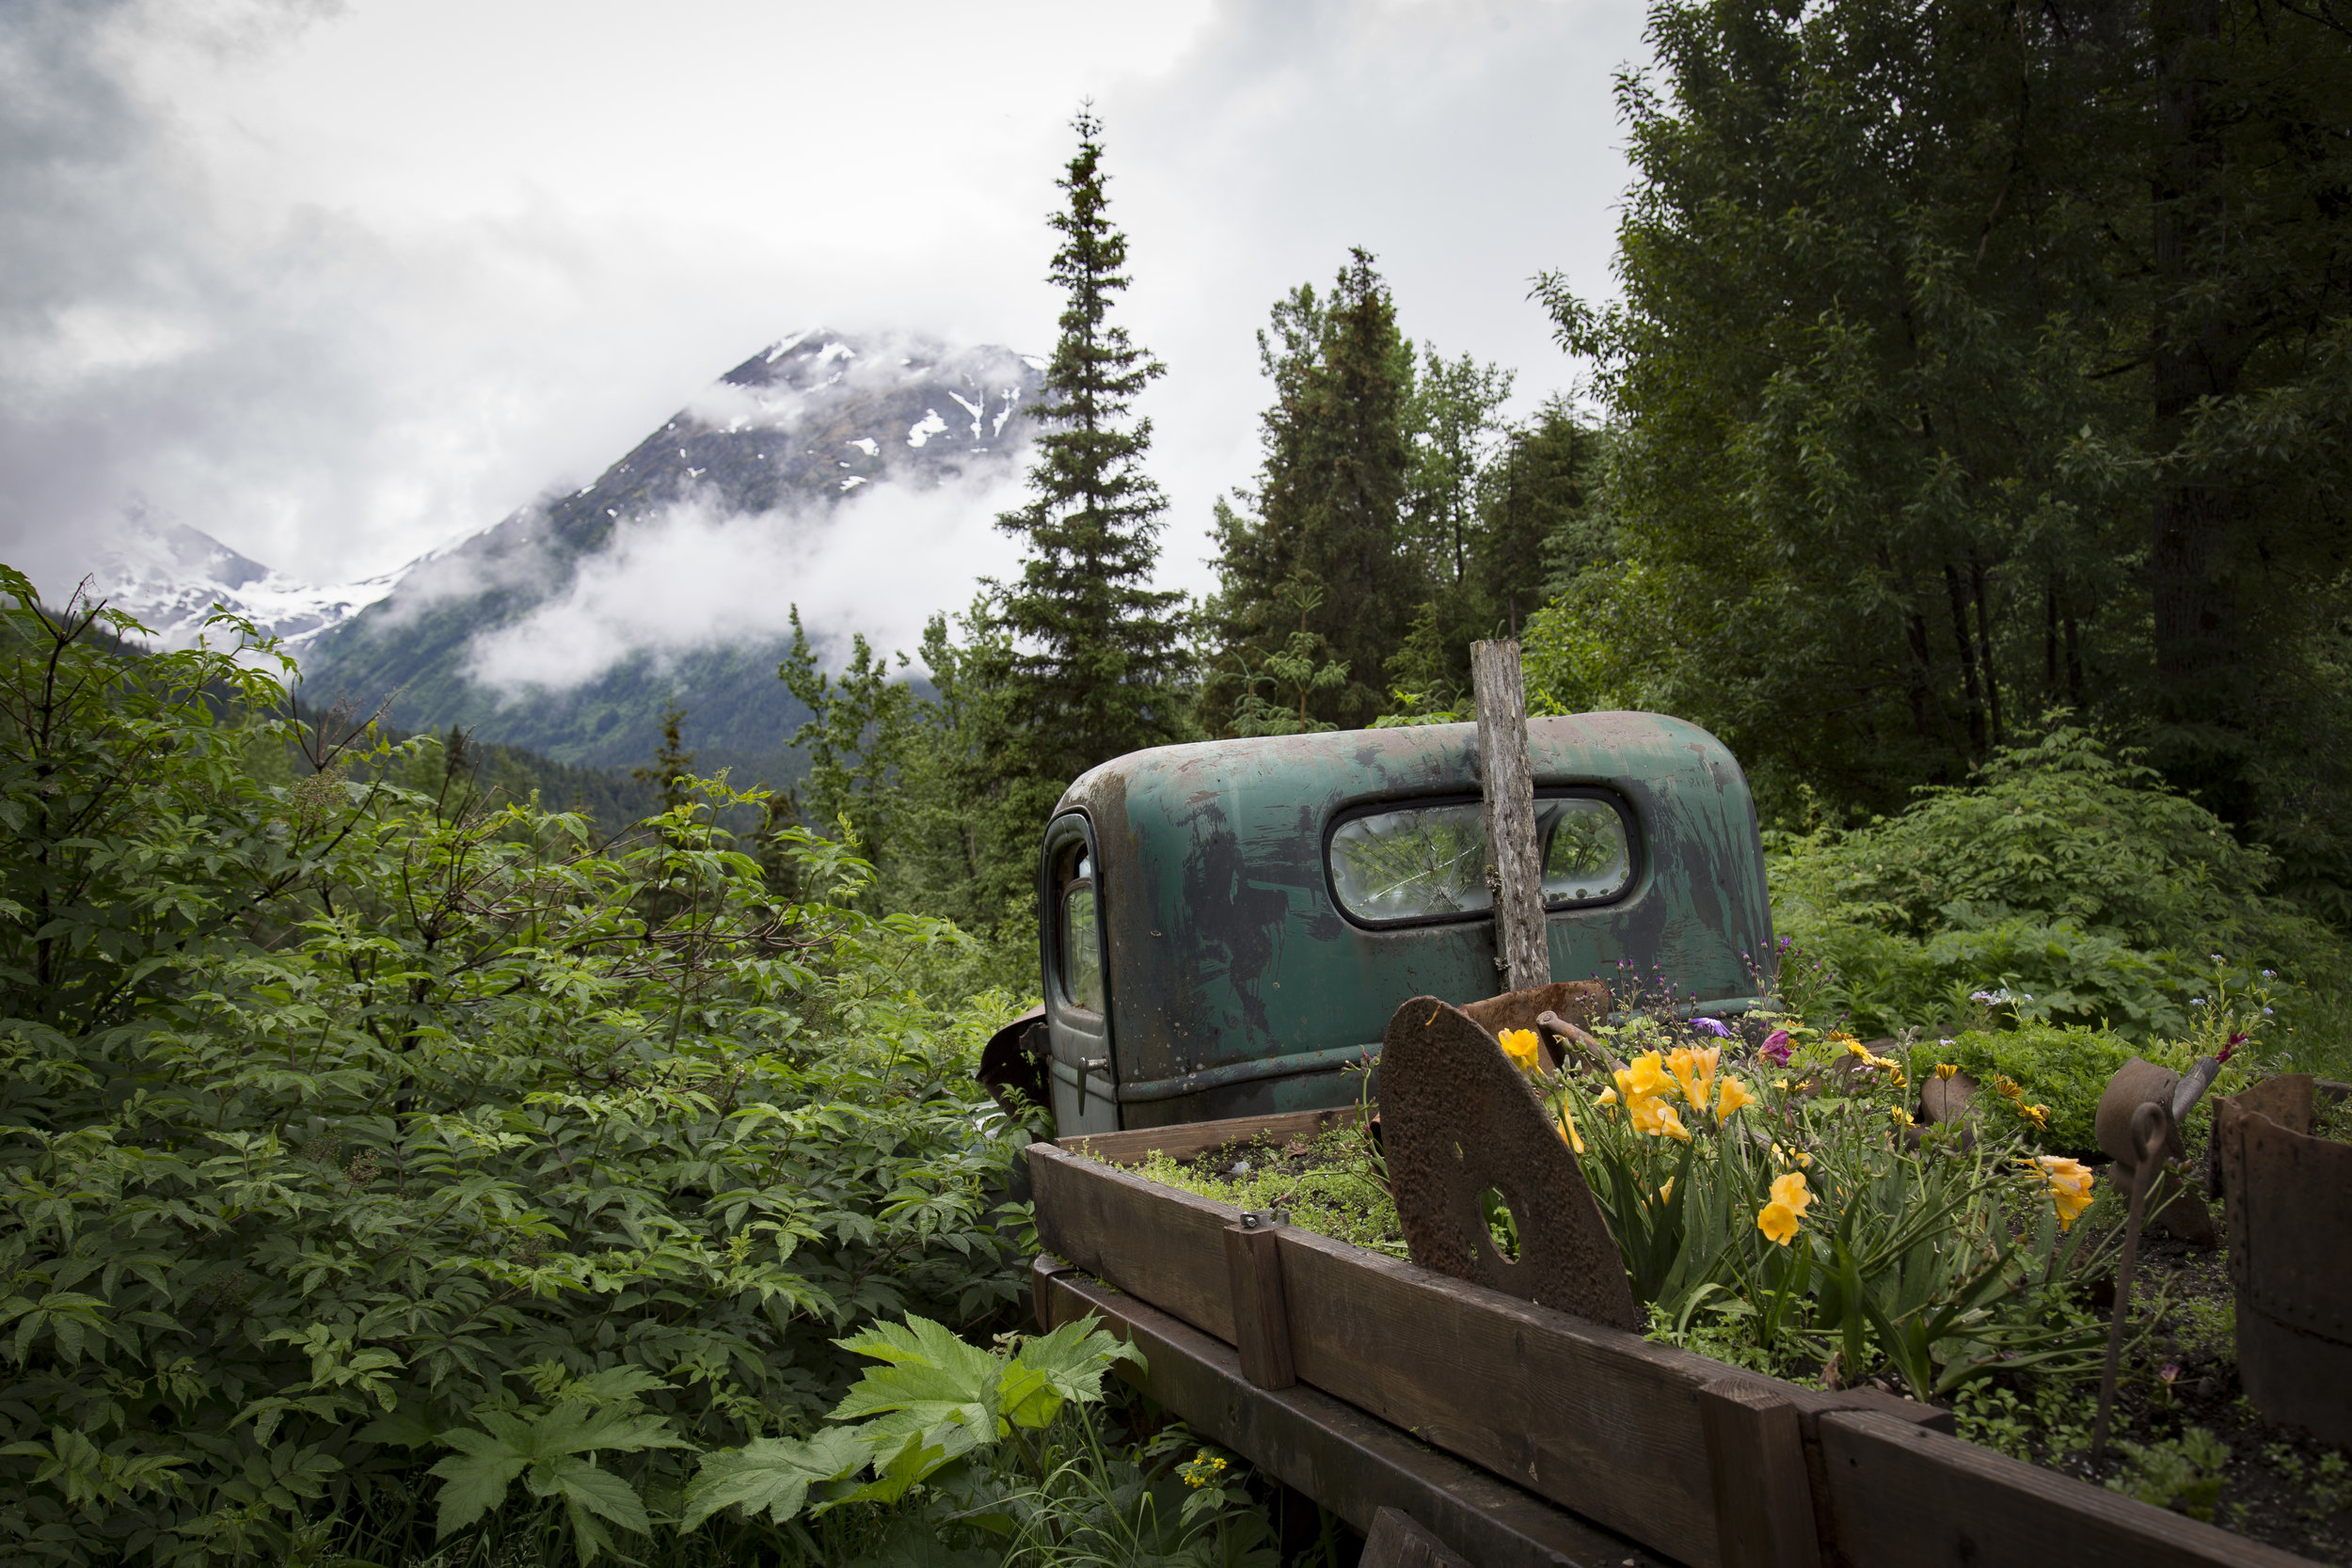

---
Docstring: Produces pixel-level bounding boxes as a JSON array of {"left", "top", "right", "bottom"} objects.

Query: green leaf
[{"left": 682, "top": 1428, "right": 871, "bottom": 1530}]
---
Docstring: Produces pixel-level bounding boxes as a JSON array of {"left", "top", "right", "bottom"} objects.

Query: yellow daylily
[
  {"left": 2025, "top": 1155, "right": 2095, "bottom": 1231},
  {"left": 1770, "top": 1170, "right": 1812, "bottom": 1218},
  {"left": 1615, "top": 1052, "right": 1672, "bottom": 1103},
  {"left": 1716, "top": 1077, "right": 1756, "bottom": 1117},
  {"left": 1652, "top": 1104, "right": 1692, "bottom": 1142},
  {"left": 1756, "top": 1199, "right": 1801, "bottom": 1245},
  {"left": 1498, "top": 1027, "right": 1541, "bottom": 1075},
  {"left": 1597, "top": 1086, "right": 1619, "bottom": 1105},
  {"left": 1665, "top": 1045, "right": 1720, "bottom": 1111},
  {"left": 1557, "top": 1101, "right": 1584, "bottom": 1155}
]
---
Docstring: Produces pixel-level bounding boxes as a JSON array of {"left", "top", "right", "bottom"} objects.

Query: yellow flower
[
  {"left": 1498, "top": 1027, "right": 1541, "bottom": 1075},
  {"left": 1666, "top": 1045, "right": 1720, "bottom": 1110},
  {"left": 1657, "top": 1177, "right": 1676, "bottom": 1202},
  {"left": 1615, "top": 1052, "right": 1671, "bottom": 1103},
  {"left": 1935, "top": 1062, "right": 1960, "bottom": 1080},
  {"left": 1654, "top": 1104, "right": 1692, "bottom": 1142},
  {"left": 1181, "top": 1451, "right": 1229, "bottom": 1487},
  {"left": 1772, "top": 1077, "right": 1791, "bottom": 1092},
  {"left": 1994, "top": 1075, "right": 2024, "bottom": 1101},
  {"left": 2025, "top": 1155, "right": 2094, "bottom": 1231},
  {"left": 1828, "top": 1029, "right": 1859, "bottom": 1049},
  {"left": 1770, "top": 1170, "right": 1812, "bottom": 1218},
  {"left": 1845, "top": 1040, "right": 1870, "bottom": 1060},
  {"left": 1557, "top": 1101, "right": 1584, "bottom": 1155},
  {"left": 1597, "top": 1086, "right": 1619, "bottom": 1105},
  {"left": 1890, "top": 1105, "right": 1913, "bottom": 1127},
  {"left": 2019, "top": 1102, "right": 2050, "bottom": 1129},
  {"left": 1757, "top": 1199, "right": 1801, "bottom": 1245},
  {"left": 1716, "top": 1077, "right": 1756, "bottom": 1117}
]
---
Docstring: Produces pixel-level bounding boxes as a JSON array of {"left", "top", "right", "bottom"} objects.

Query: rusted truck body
[{"left": 1012, "top": 712, "right": 1773, "bottom": 1137}]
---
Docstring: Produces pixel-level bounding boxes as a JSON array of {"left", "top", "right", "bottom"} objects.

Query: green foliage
[
  {"left": 1124, "top": 1121, "right": 1404, "bottom": 1258},
  {"left": 1532, "top": 0, "right": 2352, "bottom": 898},
  {"left": 0, "top": 575, "right": 1039, "bottom": 1565},
  {"left": 1201, "top": 250, "right": 1418, "bottom": 731},
  {"left": 1549, "top": 1022, "right": 2114, "bottom": 1401},
  {"left": 1914, "top": 1026, "right": 2144, "bottom": 1157},
  {"left": 1765, "top": 726, "right": 2350, "bottom": 1047},
  {"left": 2108, "top": 1428, "right": 2232, "bottom": 1523},
  {"left": 988, "top": 110, "right": 1192, "bottom": 787}
]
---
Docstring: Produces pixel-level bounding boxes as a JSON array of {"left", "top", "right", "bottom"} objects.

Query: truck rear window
[{"left": 1327, "top": 795, "right": 1634, "bottom": 926}]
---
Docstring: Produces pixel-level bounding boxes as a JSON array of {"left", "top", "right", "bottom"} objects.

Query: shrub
[
  {"left": 0, "top": 577, "right": 1039, "bottom": 1565},
  {"left": 1767, "top": 725, "right": 2351, "bottom": 1054}
]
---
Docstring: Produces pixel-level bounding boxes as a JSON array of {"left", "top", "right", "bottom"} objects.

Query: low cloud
[{"left": 461, "top": 467, "right": 1029, "bottom": 695}]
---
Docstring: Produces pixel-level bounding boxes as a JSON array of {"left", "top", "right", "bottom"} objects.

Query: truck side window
[
  {"left": 1059, "top": 848, "right": 1104, "bottom": 1014},
  {"left": 1539, "top": 798, "right": 1633, "bottom": 904},
  {"left": 1328, "top": 795, "right": 1636, "bottom": 925}
]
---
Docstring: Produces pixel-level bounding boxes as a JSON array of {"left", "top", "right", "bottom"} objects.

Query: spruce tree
[
  {"left": 991, "top": 109, "right": 1189, "bottom": 784},
  {"left": 1203, "top": 250, "right": 1418, "bottom": 731}
]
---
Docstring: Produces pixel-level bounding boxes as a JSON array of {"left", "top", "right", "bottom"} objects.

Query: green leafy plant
[
  {"left": 0, "top": 575, "right": 1041, "bottom": 1565},
  {"left": 2109, "top": 1428, "right": 2232, "bottom": 1522}
]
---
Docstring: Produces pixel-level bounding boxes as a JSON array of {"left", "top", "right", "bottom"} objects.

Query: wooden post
[
  {"left": 1223, "top": 1219, "right": 1296, "bottom": 1389},
  {"left": 1470, "top": 640, "right": 1550, "bottom": 993},
  {"left": 1699, "top": 1377, "right": 1820, "bottom": 1568}
]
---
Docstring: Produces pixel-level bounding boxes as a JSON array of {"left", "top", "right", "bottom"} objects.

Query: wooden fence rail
[{"left": 1029, "top": 1133, "right": 2310, "bottom": 1568}]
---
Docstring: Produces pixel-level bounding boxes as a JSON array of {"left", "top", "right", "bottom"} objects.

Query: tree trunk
[{"left": 1471, "top": 640, "right": 1550, "bottom": 995}]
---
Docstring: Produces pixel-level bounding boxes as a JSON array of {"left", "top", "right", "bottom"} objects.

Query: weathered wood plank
[
  {"left": 1274, "top": 1221, "right": 1724, "bottom": 1568},
  {"left": 1472, "top": 639, "right": 1549, "bottom": 994},
  {"left": 1057, "top": 1104, "right": 1366, "bottom": 1166},
  {"left": 1224, "top": 1220, "right": 1296, "bottom": 1389},
  {"left": 1699, "top": 1377, "right": 1819, "bottom": 1568},
  {"left": 1816, "top": 1409, "right": 2315, "bottom": 1568},
  {"left": 1027, "top": 1144, "right": 1237, "bottom": 1343},
  {"left": 1035, "top": 1261, "right": 1670, "bottom": 1568},
  {"left": 1362, "top": 1506, "right": 1476, "bottom": 1568}
]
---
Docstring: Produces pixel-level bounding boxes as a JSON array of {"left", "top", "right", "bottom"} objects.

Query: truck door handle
[{"left": 1080, "top": 1056, "right": 1109, "bottom": 1071}]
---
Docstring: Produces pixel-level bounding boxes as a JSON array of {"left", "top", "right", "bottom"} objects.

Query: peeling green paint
[{"left": 1038, "top": 713, "right": 1772, "bottom": 1132}]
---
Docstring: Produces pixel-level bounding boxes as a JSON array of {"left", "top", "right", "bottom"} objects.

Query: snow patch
[
  {"left": 947, "top": 391, "right": 984, "bottom": 440},
  {"left": 848, "top": 437, "right": 879, "bottom": 457},
  {"left": 764, "top": 328, "right": 813, "bottom": 362},
  {"left": 907, "top": 409, "right": 949, "bottom": 448}
]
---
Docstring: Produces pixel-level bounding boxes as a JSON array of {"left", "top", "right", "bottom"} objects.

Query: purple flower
[
  {"left": 1760, "top": 1029, "right": 1792, "bottom": 1066},
  {"left": 1691, "top": 1016, "right": 1732, "bottom": 1038}
]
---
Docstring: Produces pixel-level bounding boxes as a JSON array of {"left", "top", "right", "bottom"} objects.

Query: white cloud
[
  {"left": 5, "top": 0, "right": 1648, "bottom": 617},
  {"left": 462, "top": 467, "right": 1028, "bottom": 694}
]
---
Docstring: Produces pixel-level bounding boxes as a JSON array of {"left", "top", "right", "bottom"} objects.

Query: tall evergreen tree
[
  {"left": 1204, "top": 250, "right": 1418, "bottom": 730},
  {"left": 1534, "top": 0, "right": 2352, "bottom": 904},
  {"left": 991, "top": 108, "right": 1189, "bottom": 784}
]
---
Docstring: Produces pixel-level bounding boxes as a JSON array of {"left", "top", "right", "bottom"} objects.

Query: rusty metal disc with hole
[{"left": 1379, "top": 995, "right": 1641, "bottom": 1328}]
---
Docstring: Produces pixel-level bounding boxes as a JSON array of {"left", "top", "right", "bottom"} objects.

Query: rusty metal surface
[
  {"left": 1376, "top": 995, "right": 1642, "bottom": 1329},
  {"left": 1048, "top": 714, "right": 1773, "bottom": 1130},
  {"left": 2093, "top": 1057, "right": 2215, "bottom": 1245},
  {"left": 2217, "top": 1073, "right": 2352, "bottom": 1447},
  {"left": 1461, "top": 980, "right": 1610, "bottom": 1071}
]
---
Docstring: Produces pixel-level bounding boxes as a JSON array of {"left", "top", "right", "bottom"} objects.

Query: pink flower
[{"left": 1760, "top": 1029, "right": 1792, "bottom": 1066}]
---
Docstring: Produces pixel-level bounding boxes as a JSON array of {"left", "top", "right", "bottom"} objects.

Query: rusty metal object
[
  {"left": 977, "top": 1005, "right": 1050, "bottom": 1119},
  {"left": 1377, "top": 995, "right": 1641, "bottom": 1329},
  {"left": 1462, "top": 980, "right": 1610, "bottom": 1073},
  {"left": 1916, "top": 1069, "right": 1978, "bottom": 1128},
  {"left": 2091, "top": 1101, "right": 2170, "bottom": 1465},
  {"left": 2216, "top": 1073, "right": 2352, "bottom": 1447},
  {"left": 2093, "top": 1057, "right": 2215, "bottom": 1246}
]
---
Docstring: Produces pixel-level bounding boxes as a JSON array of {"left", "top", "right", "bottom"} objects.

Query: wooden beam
[
  {"left": 1030, "top": 1141, "right": 1237, "bottom": 1343},
  {"left": 1034, "top": 1261, "right": 1670, "bottom": 1568},
  {"left": 1224, "top": 1220, "right": 1296, "bottom": 1389},
  {"left": 1699, "top": 1377, "right": 1820, "bottom": 1568},
  {"left": 1471, "top": 640, "right": 1549, "bottom": 994},
  {"left": 1057, "top": 1104, "right": 1365, "bottom": 1166},
  {"left": 1362, "top": 1507, "right": 1476, "bottom": 1568},
  {"left": 1815, "top": 1409, "right": 2311, "bottom": 1568}
]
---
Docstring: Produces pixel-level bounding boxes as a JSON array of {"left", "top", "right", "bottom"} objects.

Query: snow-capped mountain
[
  {"left": 76, "top": 329, "right": 1043, "bottom": 780},
  {"left": 295, "top": 329, "right": 1044, "bottom": 773},
  {"left": 87, "top": 518, "right": 409, "bottom": 657}
]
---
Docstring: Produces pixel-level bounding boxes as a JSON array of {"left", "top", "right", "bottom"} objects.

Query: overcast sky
[{"left": 3, "top": 0, "right": 1649, "bottom": 625}]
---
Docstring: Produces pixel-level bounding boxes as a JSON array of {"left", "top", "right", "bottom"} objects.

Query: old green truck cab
[{"left": 997, "top": 712, "right": 1772, "bottom": 1136}]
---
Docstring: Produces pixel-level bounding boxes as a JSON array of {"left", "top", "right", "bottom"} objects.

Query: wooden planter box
[{"left": 1029, "top": 1108, "right": 2309, "bottom": 1568}]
